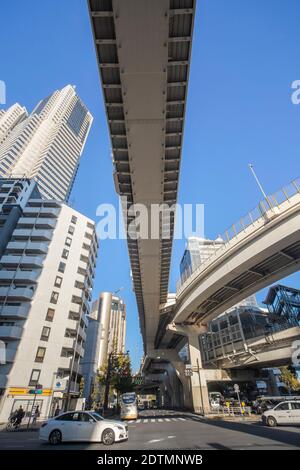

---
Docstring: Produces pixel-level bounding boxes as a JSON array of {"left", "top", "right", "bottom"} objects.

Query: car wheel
[
  {"left": 266, "top": 416, "right": 277, "bottom": 427},
  {"left": 49, "top": 429, "right": 62, "bottom": 445},
  {"left": 102, "top": 428, "right": 115, "bottom": 446}
]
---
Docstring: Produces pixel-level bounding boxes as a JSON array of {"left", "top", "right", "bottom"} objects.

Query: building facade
[
  {"left": 0, "top": 104, "right": 28, "bottom": 144},
  {"left": 0, "top": 178, "right": 98, "bottom": 421},
  {"left": 180, "top": 236, "right": 257, "bottom": 308},
  {"left": 81, "top": 292, "right": 126, "bottom": 401},
  {"left": 180, "top": 236, "right": 225, "bottom": 283},
  {"left": 0, "top": 85, "right": 93, "bottom": 201}
]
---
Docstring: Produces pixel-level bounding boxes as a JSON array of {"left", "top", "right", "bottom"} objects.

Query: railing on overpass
[
  {"left": 176, "top": 177, "right": 300, "bottom": 294},
  {"left": 200, "top": 306, "right": 299, "bottom": 365}
]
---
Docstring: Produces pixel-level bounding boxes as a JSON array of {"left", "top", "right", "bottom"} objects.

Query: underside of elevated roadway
[{"left": 88, "top": 0, "right": 196, "bottom": 351}]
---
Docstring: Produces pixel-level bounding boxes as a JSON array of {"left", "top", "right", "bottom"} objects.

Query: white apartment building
[
  {"left": 0, "top": 85, "right": 93, "bottom": 201},
  {"left": 81, "top": 292, "right": 126, "bottom": 401},
  {"left": 0, "top": 178, "right": 98, "bottom": 422},
  {"left": 0, "top": 104, "right": 28, "bottom": 144}
]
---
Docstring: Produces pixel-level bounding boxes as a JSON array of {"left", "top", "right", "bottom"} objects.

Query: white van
[{"left": 262, "top": 400, "right": 300, "bottom": 427}]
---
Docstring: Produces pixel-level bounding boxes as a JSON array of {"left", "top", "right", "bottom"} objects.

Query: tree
[
  {"left": 79, "top": 376, "right": 85, "bottom": 398},
  {"left": 110, "top": 353, "right": 133, "bottom": 395},
  {"left": 280, "top": 366, "right": 300, "bottom": 392}
]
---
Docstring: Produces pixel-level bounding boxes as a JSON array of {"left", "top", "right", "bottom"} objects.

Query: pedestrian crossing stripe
[{"left": 127, "top": 417, "right": 187, "bottom": 424}]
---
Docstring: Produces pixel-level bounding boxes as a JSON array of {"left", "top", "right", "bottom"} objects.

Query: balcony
[
  {"left": 69, "top": 303, "right": 81, "bottom": 315},
  {"left": 0, "top": 255, "right": 44, "bottom": 268},
  {"left": 4, "top": 348, "right": 17, "bottom": 363},
  {"left": 69, "top": 382, "right": 80, "bottom": 394},
  {"left": 75, "top": 343, "right": 85, "bottom": 358},
  {"left": 0, "top": 304, "right": 30, "bottom": 319},
  {"left": 78, "top": 325, "right": 87, "bottom": 342},
  {"left": 0, "top": 374, "right": 9, "bottom": 388},
  {"left": 12, "top": 229, "right": 53, "bottom": 241},
  {"left": 0, "top": 270, "right": 38, "bottom": 284},
  {"left": 0, "top": 286, "right": 34, "bottom": 301},
  {"left": 0, "top": 325, "right": 23, "bottom": 340},
  {"left": 59, "top": 356, "right": 72, "bottom": 370},
  {"left": 23, "top": 206, "right": 60, "bottom": 218},
  {"left": 63, "top": 337, "right": 75, "bottom": 350},
  {"left": 17, "top": 217, "right": 57, "bottom": 229},
  {"left": 6, "top": 241, "right": 48, "bottom": 254}
]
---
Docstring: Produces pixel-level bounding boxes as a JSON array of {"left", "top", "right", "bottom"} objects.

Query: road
[{"left": 0, "top": 409, "right": 299, "bottom": 450}]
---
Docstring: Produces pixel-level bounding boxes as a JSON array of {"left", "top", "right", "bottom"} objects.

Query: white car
[
  {"left": 262, "top": 400, "right": 300, "bottom": 427},
  {"left": 39, "top": 411, "right": 128, "bottom": 445}
]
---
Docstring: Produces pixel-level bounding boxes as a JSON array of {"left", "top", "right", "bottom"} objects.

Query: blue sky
[{"left": 1, "top": 0, "right": 299, "bottom": 371}]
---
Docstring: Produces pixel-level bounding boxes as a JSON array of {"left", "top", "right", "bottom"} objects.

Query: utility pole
[
  {"left": 248, "top": 163, "right": 273, "bottom": 210},
  {"left": 196, "top": 358, "right": 205, "bottom": 417},
  {"left": 103, "top": 352, "right": 113, "bottom": 413}
]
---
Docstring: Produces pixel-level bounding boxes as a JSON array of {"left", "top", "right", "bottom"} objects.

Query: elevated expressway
[
  {"left": 88, "top": 0, "right": 196, "bottom": 352},
  {"left": 162, "top": 179, "right": 300, "bottom": 346},
  {"left": 150, "top": 180, "right": 300, "bottom": 411}
]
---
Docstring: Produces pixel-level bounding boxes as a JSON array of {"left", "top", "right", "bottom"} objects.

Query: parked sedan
[
  {"left": 262, "top": 400, "right": 300, "bottom": 427},
  {"left": 39, "top": 411, "right": 128, "bottom": 445}
]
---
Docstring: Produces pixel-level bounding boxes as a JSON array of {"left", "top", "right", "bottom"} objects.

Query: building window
[
  {"left": 35, "top": 347, "right": 46, "bottom": 363},
  {"left": 54, "top": 276, "right": 63, "bottom": 288},
  {"left": 68, "top": 225, "right": 75, "bottom": 235},
  {"left": 29, "top": 369, "right": 41, "bottom": 386},
  {"left": 45, "top": 308, "right": 55, "bottom": 322},
  {"left": 62, "top": 249, "right": 69, "bottom": 259},
  {"left": 87, "top": 222, "right": 94, "bottom": 230},
  {"left": 40, "top": 326, "right": 51, "bottom": 341},
  {"left": 71, "top": 215, "right": 77, "bottom": 224},
  {"left": 65, "top": 236, "right": 72, "bottom": 247},
  {"left": 58, "top": 262, "right": 66, "bottom": 273},
  {"left": 50, "top": 291, "right": 59, "bottom": 304}
]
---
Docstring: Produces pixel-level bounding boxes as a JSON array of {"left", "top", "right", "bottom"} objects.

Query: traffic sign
[{"left": 185, "top": 369, "right": 193, "bottom": 377}]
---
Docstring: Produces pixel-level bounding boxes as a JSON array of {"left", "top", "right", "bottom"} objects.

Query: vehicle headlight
[{"left": 116, "top": 425, "right": 125, "bottom": 431}]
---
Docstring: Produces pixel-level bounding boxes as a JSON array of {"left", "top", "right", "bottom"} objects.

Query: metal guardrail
[
  {"left": 177, "top": 177, "right": 300, "bottom": 295},
  {"left": 214, "top": 406, "right": 252, "bottom": 416}
]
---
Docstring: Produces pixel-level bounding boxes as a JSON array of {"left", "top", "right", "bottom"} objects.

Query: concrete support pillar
[
  {"left": 146, "top": 349, "right": 193, "bottom": 409},
  {"left": 188, "top": 335, "right": 210, "bottom": 414}
]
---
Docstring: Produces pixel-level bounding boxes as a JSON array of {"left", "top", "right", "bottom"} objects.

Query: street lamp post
[{"left": 248, "top": 163, "right": 273, "bottom": 210}]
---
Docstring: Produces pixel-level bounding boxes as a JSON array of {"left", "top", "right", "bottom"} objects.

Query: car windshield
[{"left": 90, "top": 412, "right": 104, "bottom": 421}]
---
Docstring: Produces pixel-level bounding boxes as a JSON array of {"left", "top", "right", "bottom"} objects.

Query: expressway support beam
[{"left": 167, "top": 323, "right": 210, "bottom": 414}]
